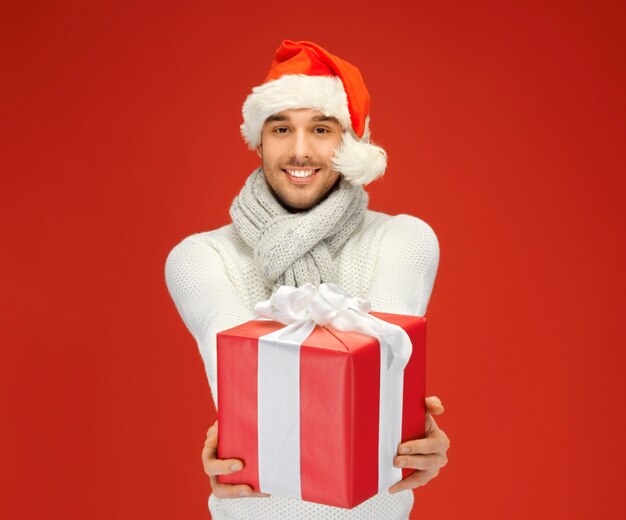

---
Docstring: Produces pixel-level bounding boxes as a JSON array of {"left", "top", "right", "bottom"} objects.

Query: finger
[
  {"left": 201, "top": 421, "right": 250, "bottom": 477},
  {"left": 209, "top": 474, "right": 271, "bottom": 499},
  {"left": 201, "top": 431, "right": 244, "bottom": 476},
  {"left": 394, "top": 452, "right": 448, "bottom": 471},
  {"left": 207, "top": 420, "right": 218, "bottom": 436},
  {"left": 204, "top": 456, "right": 246, "bottom": 476},
  {"left": 398, "top": 429, "right": 450, "bottom": 455},
  {"left": 204, "top": 424, "right": 218, "bottom": 459},
  {"left": 425, "top": 413, "right": 439, "bottom": 435},
  {"left": 388, "top": 469, "right": 440, "bottom": 494},
  {"left": 202, "top": 441, "right": 218, "bottom": 476},
  {"left": 425, "top": 395, "right": 442, "bottom": 407},
  {"left": 425, "top": 396, "right": 444, "bottom": 415}
]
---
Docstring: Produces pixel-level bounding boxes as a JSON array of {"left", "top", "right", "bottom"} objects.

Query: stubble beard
[{"left": 263, "top": 164, "right": 342, "bottom": 213}]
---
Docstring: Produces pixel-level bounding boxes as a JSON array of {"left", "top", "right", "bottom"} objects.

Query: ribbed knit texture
[
  {"left": 164, "top": 209, "right": 440, "bottom": 520},
  {"left": 230, "top": 167, "right": 368, "bottom": 291}
]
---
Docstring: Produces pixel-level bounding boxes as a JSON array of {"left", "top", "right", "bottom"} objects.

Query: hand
[
  {"left": 202, "top": 420, "right": 271, "bottom": 498},
  {"left": 389, "top": 395, "right": 450, "bottom": 494}
]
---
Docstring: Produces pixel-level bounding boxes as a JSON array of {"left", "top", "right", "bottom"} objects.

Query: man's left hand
[{"left": 388, "top": 395, "right": 450, "bottom": 494}]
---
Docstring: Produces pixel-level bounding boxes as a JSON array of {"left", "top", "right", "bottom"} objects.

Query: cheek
[
  {"left": 319, "top": 140, "right": 341, "bottom": 160},
  {"left": 330, "top": 136, "right": 343, "bottom": 155},
  {"left": 260, "top": 149, "right": 279, "bottom": 167}
]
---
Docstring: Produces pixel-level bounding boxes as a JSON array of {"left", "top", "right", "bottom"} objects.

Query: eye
[
  {"left": 314, "top": 127, "right": 330, "bottom": 134},
  {"left": 273, "top": 127, "right": 289, "bottom": 134}
]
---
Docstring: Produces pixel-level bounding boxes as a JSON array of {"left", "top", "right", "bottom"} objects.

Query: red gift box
[{"left": 216, "top": 312, "right": 426, "bottom": 509}]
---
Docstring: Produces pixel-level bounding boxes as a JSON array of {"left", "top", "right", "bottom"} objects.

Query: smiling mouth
[
  {"left": 282, "top": 168, "right": 320, "bottom": 178},
  {"left": 282, "top": 168, "right": 321, "bottom": 184}
]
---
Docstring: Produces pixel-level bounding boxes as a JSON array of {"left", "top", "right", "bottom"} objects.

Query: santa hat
[{"left": 240, "top": 40, "right": 387, "bottom": 186}]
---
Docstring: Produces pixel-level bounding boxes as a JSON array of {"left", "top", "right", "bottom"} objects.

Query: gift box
[{"left": 216, "top": 285, "right": 426, "bottom": 509}]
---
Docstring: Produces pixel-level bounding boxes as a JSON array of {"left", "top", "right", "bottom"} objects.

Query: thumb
[{"left": 425, "top": 395, "right": 445, "bottom": 415}]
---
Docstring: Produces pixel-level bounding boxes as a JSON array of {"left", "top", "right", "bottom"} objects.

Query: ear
[{"left": 255, "top": 144, "right": 262, "bottom": 159}]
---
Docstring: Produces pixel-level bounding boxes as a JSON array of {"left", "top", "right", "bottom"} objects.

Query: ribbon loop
[{"left": 255, "top": 284, "right": 316, "bottom": 324}]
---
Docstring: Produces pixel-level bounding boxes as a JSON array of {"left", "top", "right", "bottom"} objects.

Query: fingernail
[
  {"left": 231, "top": 463, "right": 242, "bottom": 471},
  {"left": 400, "top": 447, "right": 410, "bottom": 454},
  {"left": 239, "top": 490, "right": 249, "bottom": 497},
  {"left": 396, "top": 459, "right": 407, "bottom": 467}
]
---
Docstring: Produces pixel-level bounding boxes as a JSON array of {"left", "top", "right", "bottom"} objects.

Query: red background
[{"left": 2, "top": 1, "right": 624, "bottom": 518}]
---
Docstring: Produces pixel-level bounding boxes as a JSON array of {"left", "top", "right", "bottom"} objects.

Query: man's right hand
[{"left": 202, "top": 420, "right": 271, "bottom": 499}]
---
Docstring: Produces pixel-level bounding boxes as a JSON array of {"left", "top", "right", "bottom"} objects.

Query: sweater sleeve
[
  {"left": 366, "top": 214, "right": 440, "bottom": 317},
  {"left": 164, "top": 234, "right": 256, "bottom": 404}
]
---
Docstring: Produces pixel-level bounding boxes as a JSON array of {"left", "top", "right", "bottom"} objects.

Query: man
[{"left": 165, "top": 40, "right": 450, "bottom": 519}]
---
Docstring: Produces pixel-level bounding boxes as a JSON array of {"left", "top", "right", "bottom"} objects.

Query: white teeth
[{"left": 286, "top": 169, "right": 316, "bottom": 178}]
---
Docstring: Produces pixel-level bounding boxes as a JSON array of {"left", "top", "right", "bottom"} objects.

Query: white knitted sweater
[{"left": 164, "top": 209, "right": 440, "bottom": 520}]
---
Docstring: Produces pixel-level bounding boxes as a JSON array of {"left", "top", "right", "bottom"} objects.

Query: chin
[
  {"left": 280, "top": 197, "right": 317, "bottom": 212},
  {"left": 274, "top": 185, "right": 323, "bottom": 210}
]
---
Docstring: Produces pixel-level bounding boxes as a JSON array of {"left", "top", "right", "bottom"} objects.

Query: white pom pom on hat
[{"left": 240, "top": 40, "right": 387, "bottom": 186}]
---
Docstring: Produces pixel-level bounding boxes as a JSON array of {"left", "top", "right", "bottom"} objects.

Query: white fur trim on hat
[
  {"left": 241, "top": 75, "right": 352, "bottom": 149},
  {"left": 332, "top": 130, "right": 387, "bottom": 186}
]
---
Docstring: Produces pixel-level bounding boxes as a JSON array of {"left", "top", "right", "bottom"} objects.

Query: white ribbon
[{"left": 254, "top": 283, "right": 412, "bottom": 498}]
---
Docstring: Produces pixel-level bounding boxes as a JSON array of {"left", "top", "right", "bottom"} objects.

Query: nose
[{"left": 290, "top": 128, "right": 313, "bottom": 161}]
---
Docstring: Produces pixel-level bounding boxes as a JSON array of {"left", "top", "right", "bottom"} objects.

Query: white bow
[{"left": 255, "top": 282, "right": 412, "bottom": 371}]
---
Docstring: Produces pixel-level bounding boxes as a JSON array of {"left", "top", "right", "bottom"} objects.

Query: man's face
[{"left": 257, "top": 108, "right": 343, "bottom": 211}]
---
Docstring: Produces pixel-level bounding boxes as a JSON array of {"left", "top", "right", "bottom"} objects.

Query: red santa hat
[{"left": 240, "top": 40, "right": 387, "bottom": 186}]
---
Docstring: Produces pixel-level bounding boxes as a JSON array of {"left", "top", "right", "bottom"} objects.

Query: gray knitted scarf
[{"left": 230, "top": 167, "right": 368, "bottom": 292}]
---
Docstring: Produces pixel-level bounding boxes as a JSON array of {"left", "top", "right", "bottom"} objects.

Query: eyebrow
[
  {"left": 311, "top": 115, "right": 339, "bottom": 122},
  {"left": 265, "top": 114, "right": 288, "bottom": 122},
  {"left": 264, "top": 114, "right": 340, "bottom": 123}
]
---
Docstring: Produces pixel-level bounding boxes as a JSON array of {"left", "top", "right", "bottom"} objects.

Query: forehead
[{"left": 264, "top": 108, "right": 340, "bottom": 125}]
